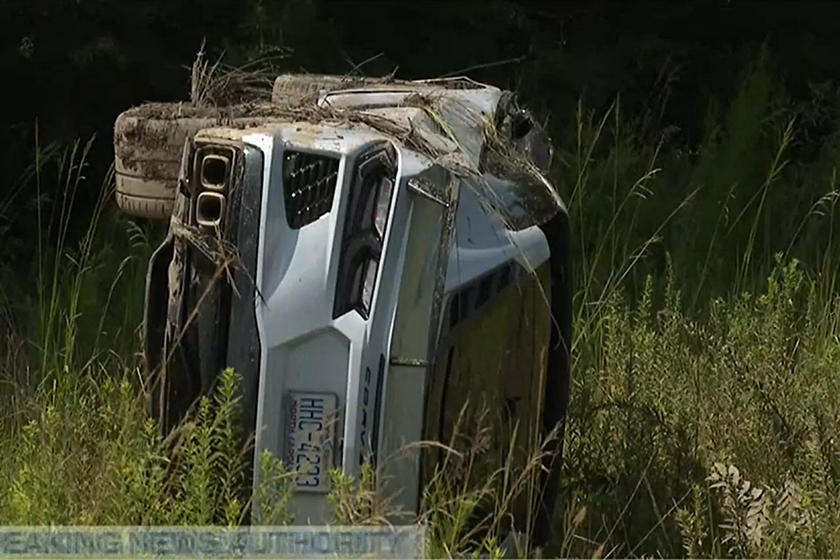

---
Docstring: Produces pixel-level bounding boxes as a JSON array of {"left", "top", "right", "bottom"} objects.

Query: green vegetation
[
  {"left": 2, "top": 49, "right": 840, "bottom": 558},
  {"left": 555, "top": 54, "right": 840, "bottom": 558}
]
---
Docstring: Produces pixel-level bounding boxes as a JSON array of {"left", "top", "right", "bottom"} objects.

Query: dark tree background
[{"left": 2, "top": 0, "right": 840, "bottom": 268}]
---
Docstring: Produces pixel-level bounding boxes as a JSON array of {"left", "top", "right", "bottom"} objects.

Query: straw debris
[{"left": 117, "top": 58, "right": 565, "bottom": 241}]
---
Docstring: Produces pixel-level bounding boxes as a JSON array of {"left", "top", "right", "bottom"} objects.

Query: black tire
[{"left": 532, "top": 208, "right": 573, "bottom": 551}]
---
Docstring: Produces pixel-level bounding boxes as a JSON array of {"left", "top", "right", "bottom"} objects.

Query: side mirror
[
  {"left": 512, "top": 111, "right": 553, "bottom": 173},
  {"left": 497, "top": 95, "right": 554, "bottom": 173}
]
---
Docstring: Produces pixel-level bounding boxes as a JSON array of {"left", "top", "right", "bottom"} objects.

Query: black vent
[{"left": 283, "top": 151, "right": 340, "bottom": 228}]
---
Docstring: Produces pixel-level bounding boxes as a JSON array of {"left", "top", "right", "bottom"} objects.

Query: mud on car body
[{"left": 124, "top": 75, "right": 571, "bottom": 544}]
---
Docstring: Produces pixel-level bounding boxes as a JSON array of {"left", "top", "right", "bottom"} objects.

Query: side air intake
[{"left": 283, "top": 151, "right": 340, "bottom": 228}]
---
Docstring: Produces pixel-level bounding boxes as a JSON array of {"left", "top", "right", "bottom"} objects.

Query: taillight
[
  {"left": 373, "top": 177, "right": 393, "bottom": 238},
  {"left": 333, "top": 143, "right": 397, "bottom": 319},
  {"left": 360, "top": 258, "right": 379, "bottom": 311}
]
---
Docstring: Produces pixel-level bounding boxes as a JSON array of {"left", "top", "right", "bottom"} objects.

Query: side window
[{"left": 443, "top": 262, "right": 519, "bottom": 334}]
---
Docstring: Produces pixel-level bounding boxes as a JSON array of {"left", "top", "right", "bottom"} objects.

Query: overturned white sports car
[{"left": 115, "top": 74, "right": 571, "bottom": 546}]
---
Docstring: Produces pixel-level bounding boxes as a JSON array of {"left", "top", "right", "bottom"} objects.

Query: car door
[{"left": 421, "top": 178, "right": 553, "bottom": 525}]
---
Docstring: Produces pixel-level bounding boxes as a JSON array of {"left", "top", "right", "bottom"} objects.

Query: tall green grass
[
  {"left": 551, "top": 52, "right": 840, "bottom": 558},
  {"left": 2, "top": 50, "right": 840, "bottom": 558},
  {"left": 0, "top": 140, "right": 290, "bottom": 526}
]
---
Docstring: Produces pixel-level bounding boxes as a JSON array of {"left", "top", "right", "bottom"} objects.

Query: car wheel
[{"left": 114, "top": 105, "right": 220, "bottom": 220}]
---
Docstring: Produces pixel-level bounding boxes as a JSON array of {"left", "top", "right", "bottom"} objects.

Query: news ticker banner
[{"left": 0, "top": 526, "right": 426, "bottom": 559}]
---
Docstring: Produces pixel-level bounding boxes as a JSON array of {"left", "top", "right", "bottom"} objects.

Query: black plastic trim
[
  {"left": 226, "top": 145, "right": 265, "bottom": 465},
  {"left": 371, "top": 353, "right": 385, "bottom": 468}
]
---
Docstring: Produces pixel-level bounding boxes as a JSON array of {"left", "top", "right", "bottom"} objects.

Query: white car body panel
[{"left": 141, "top": 77, "right": 567, "bottom": 528}]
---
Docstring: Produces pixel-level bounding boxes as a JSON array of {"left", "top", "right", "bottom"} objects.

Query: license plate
[{"left": 286, "top": 392, "right": 338, "bottom": 492}]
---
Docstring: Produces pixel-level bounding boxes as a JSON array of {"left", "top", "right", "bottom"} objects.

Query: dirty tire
[
  {"left": 115, "top": 190, "right": 174, "bottom": 220},
  {"left": 113, "top": 105, "right": 219, "bottom": 220}
]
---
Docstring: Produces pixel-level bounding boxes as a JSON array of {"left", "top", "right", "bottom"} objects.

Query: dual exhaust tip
[{"left": 194, "top": 148, "right": 233, "bottom": 229}]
